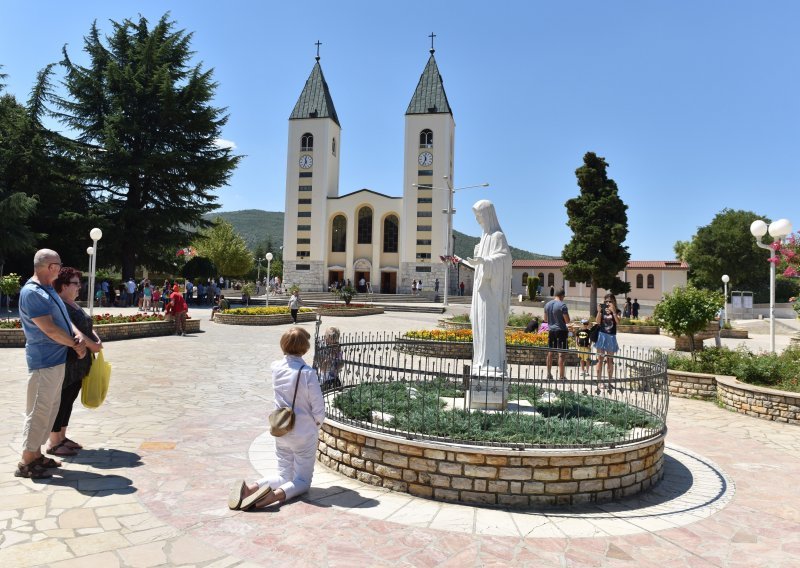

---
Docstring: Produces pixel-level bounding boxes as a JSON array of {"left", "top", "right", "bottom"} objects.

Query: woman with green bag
[{"left": 45, "top": 267, "right": 103, "bottom": 457}]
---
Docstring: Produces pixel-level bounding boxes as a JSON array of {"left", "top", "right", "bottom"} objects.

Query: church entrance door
[
  {"left": 355, "top": 271, "right": 370, "bottom": 293},
  {"left": 328, "top": 271, "right": 344, "bottom": 290},
  {"left": 380, "top": 272, "right": 396, "bottom": 294}
]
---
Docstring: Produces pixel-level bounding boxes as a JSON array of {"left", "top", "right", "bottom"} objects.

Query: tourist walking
[
  {"left": 288, "top": 290, "right": 301, "bottom": 324},
  {"left": 459, "top": 281, "right": 465, "bottom": 296},
  {"left": 632, "top": 298, "right": 640, "bottom": 319},
  {"left": 623, "top": 298, "right": 632, "bottom": 318},
  {"left": 595, "top": 295, "right": 620, "bottom": 388},
  {"left": 16, "top": 249, "right": 87, "bottom": 479},
  {"left": 544, "top": 289, "right": 571, "bottom": 380},
  {"left": 46, "top": 267, "right": 103, "bottom": 457},
  {"left": 228, "top": 327, "right": 325, "bottom": 511},
  {"left": 169, "top": 284, "right": 189, "bottom": 336}
]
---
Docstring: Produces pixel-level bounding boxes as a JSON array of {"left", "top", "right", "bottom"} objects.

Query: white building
[
  {"left": 512, "top": 260, "right": 689, "bottom": 302},
  {"left": 282, "top": 48, "right": 458, "bottom": 294}
]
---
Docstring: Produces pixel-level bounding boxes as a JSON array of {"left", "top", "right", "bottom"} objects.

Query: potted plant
[
  {"left": 653, "top": 286, "right": 723, "bottom": 357},
  {"left": 335, "top": 285, "right": 357, "bottom": 306},
  {"left": 0, "top": 273, "right": 21, "bottom": 317},
  {"left": 241, "top": 282, "right": 254, "bottom": 306}
]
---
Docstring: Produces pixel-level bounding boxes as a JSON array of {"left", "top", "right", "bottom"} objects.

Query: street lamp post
[
  {"left": 750, "top": 218, "right": 793, "bottom": 353},
  {"left": 721, "top": 274, "right": 730, "bottom": 325},
  {"left": 265, "top": 252, "right": 273, "bottom": 307},
  {"left": 412, "top": 177, "right": 489, "bottom": 307},
  {"left": 87, "top": 228, "right": 103, "bottom": 317}
]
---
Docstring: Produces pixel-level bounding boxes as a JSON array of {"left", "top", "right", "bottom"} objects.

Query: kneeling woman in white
[{"left": 229, "top": 327, "right": 325, "bottom": 510}]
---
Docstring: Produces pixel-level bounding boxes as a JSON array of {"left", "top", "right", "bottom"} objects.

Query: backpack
[{"left": 588, "top": 324, "right": 600, "bottom": 343}]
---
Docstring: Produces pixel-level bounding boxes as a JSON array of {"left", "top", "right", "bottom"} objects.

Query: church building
[{"left": 282, "top": 45, "right": 458, "bottom": 294}]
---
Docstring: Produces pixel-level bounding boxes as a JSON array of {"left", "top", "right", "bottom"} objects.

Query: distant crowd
[{"left": 92, "top": 276, "right": 245, "bottom": 310}]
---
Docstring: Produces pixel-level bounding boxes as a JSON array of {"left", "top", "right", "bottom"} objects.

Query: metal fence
[{"left": 313, "top": 327, "right": 668, "bottom": 450}]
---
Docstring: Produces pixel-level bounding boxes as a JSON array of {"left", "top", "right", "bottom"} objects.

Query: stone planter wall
[
  {"left": 0, "top": 318, "right": 201, "bottom": 347},
  {"left": 214, "top": 311, "right": 317, "bottom": 326},
  {"left": 317, "top": 419, "right": 665, "bottom": 507},
  {"left": 667, "top": 370, "right": 718, "bottom": 400},
  {"left": 395, "top": 340, "right": 579, "bottom": 366},
  {"left": 315, "top": 306, "right": 384, "bottom": 317},
  {"left": 437, "top": 319, "right": 471, "bottom": 331},
  {"left": 617, "top": 325, "right": 660, "bottom": 335},
  {"left": 716, "top": 374, "right": 800, "bottom": 425},
  {"left": 720, "top": 329, "right": 749, "bottom": 339}
]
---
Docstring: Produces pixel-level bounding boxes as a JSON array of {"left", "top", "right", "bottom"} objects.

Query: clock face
[
  {"left": 299, "top": 155, "right": 313, "bottom": 169},
  {"left": 418, "top": 152, "right": 433, "bottom": 167}
]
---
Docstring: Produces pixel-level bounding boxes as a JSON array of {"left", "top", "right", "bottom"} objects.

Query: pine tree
[
  {"left": 46, "top": 15, "right": 241, "bottom": 278},
  {"left": 562, "top": 152, "right": 630, "bottom": 316}
]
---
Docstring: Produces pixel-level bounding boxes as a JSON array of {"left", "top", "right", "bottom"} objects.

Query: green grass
[{"left": 333, "top": 380, "right": 662, "bottom": 445}]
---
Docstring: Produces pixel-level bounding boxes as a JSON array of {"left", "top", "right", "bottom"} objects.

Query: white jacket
[{"left": 271, "top": 355, "right": 325, "bottom": 440}]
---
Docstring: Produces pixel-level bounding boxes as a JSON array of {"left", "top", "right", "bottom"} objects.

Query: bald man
[{"left": 16, "top": 249, "right": 87, "bottom": 479}]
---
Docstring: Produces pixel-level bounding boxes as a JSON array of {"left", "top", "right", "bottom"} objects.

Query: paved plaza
[{"left": 2, "top": 307, "right": 800, "bottom": 567}]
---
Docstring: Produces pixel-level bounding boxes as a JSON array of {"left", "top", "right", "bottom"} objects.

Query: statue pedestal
[{"left": 466, "top": 376, "right": 509, "bottom": 410}]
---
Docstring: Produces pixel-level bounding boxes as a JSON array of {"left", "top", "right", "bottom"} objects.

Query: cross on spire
[
  {"left": 315, "top": 40, "right": 322, "bottom": 61},
  {"left": 428, "top": 32, "right": 436, "bottom": 54}
]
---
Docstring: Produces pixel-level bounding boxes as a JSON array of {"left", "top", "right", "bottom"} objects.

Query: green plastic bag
[{"left": 81, "top": 351, "right": 111, "bottom": 408}]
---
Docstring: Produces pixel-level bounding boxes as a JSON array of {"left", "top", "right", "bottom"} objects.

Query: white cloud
[{"left": 214, "top": 138, "right": 237, "bottom": 150}]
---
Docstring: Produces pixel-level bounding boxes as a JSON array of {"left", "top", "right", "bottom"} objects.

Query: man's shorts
[
  {"left": 548, "top": 329, "right": 568, "bottom": 349},
  {"left": 578, "top": 346, "right": 590, "bottom": 362}
]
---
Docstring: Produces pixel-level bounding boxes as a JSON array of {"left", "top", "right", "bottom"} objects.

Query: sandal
[
  {"left": 228, "top": 479, "right": 246, "bottom": 510},
  {"left": 47, "top": 442, "right": 78, "bottom": 457},
  {"left": 14, "top": 461, "right": 52, "bottom": 479},
  {"left": 63, "top": 438, "right": 83, "bottom": 450},
  {"left": 240, "top": 484, "right": 273, "bottom": 511},
  {"left": 36, "top": 456, "right": 62, "bottom": 468}
]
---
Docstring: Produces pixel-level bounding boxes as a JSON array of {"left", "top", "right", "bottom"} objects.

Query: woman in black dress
[{"left": 45, "top": 267, "right": 103, "bottom": 457}]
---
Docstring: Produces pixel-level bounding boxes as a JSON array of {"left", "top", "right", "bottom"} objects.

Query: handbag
[
  {"left": 268, "top": 365, "right": 305, "bottom": 437},
  {"left": 81, "top": 350, "right": 112, "bottom": 408}
]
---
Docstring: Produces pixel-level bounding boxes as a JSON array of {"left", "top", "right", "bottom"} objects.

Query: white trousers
[
  {"left": 257, "top": 433, "right": 318, "bottom": 501},
  {"left": 22, "top": 364, "right": 65, "bottom": 452}
]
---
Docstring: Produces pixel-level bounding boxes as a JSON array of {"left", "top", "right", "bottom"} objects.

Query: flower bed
[
  {"left": 214, "top": 307, "right": 316, "bottom": 326},
  {"left": 314, "top": 304, "right": 384, "bottom": 317},
  {"left": 0, "top": 315, "right": 200, "bottom": 347},
  {"left": 398, "top": 330, "right": 579, "bottom": 365}
]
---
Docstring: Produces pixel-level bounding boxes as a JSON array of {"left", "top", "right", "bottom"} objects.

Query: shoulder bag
[{"left": 269, "top": 365, "right": 305, "bottom": 437}]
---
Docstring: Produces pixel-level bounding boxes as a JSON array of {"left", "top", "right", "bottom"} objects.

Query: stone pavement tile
[
  {"left": 94, "top": 502, "right": 149, "bottom": 517},
  {"left": 428, "top": 503, "right": 475, "bottom": 534},
  {"left": 117, "top": 540, "right": 168, "bottom": 567},
  {"left": 58, "top": 507, "right": 99, "bottom": 529},
  {"left": 385, "top": 496, "right": 442, "bottom": 527},
  {"left": 474, "top": 508, "right": 520, "bottom": 537},
  {"left": 123, "top": 524, "right": 182, "bottom": 546},
  {"left": 0, "top": 538, "right": 74, "bottom": 565},
  {"left": 166, "top": 534, "right": 228, "bottom": 565},
  {"left": 50, "top": 551, "right": 121, "bottom": 568},
  {"left": 64, "top": 530, "right": 131, "bottom": 556}
]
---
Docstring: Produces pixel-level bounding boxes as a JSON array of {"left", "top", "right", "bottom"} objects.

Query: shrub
[
  {"left": 668, "top": 346, "right": 800, "bottom": 392},
  {"left": 653, "top": 286, "right": 723, "bottom": 357},
  {"left": 224, "top": 306, "right": 313, "bottom": 316},
  {"left": 507, "top": 311, "right": 535, "bottom": 327}
]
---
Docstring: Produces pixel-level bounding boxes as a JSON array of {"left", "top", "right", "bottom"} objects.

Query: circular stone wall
[
  {"left": 317, "top": 419, "right": 665, "bottom": 508},
  {"left": 214, "top": 311, "right": 316, "bottom": 325}
]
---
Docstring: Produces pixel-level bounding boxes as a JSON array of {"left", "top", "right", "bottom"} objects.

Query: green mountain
[{"left": 204, "top": 210, "right": 553, "bottom": 260}]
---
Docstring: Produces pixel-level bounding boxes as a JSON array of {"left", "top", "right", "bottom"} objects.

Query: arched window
[
  {"left": 647, "top": 274, "right": 655, "bottom": 289},
  {"left": 332, "top": 137, "right": 336, "bottom": 156},
  {"left": 547, "top": 273, "right": 555, "bottom": 287},
  {"left": 522, "top": 272, "right": 529, "bottom": 285},
  {"left": 538, "top": 273, "right": 545, "bottom": 284},
  {"left": 357, "top": 207, "right": 373, "bottom": 244},
  {"left": 383, "top": 215, "right": 399, "bottom": 253},
  {"left": 331, "top": 215, "right": 346, "bottom": 252},
  {"left": 301, "top": 133, "right": 314, "bottom": 151},
  {"left": 636, "top": 274, "right": 644, "bottom": 289},
  {"left": 419, "top": 129, "right": 433, "bottom": 148}
]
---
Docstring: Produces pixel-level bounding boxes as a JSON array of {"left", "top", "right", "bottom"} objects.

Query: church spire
[
  {"left": 290, "top": 53, "right": 340, "bottom": 126},
  {"left": 406, "top": 45, "right": 452, "bottom": 116}
]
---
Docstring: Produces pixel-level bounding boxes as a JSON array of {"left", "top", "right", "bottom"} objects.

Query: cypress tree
[
  {"left": 562, "top": 152, "right": 631, "bottom": 316},
  {"left": 47, "top": 14, "right": 241, "bottom": 278}
]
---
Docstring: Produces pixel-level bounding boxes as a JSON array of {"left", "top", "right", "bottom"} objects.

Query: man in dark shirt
[
  {"left": 544, "top": 289, "right": 570, "bottom": 380},
  {"left": 632, "top": 298, "right": 640, "bottom": 319}
]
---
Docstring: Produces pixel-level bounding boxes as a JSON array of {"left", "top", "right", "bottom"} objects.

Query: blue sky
[{"left": 2, "top": 1, "right": 797, "bottom": 260}]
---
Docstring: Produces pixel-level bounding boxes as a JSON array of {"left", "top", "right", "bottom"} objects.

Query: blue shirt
[{"left": 19, "top": 279, "right": 72, "bottom": 371}]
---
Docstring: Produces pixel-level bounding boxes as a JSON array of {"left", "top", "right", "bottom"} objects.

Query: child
[
  {"left": 576, "top": 319, "right": 591, "bottom": 377},
  {"left": 319, "top": 327, "right": 343, "bottom": 392},
  {"left": 152, "top": 288, "right": 162, "bottom": 311}
]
